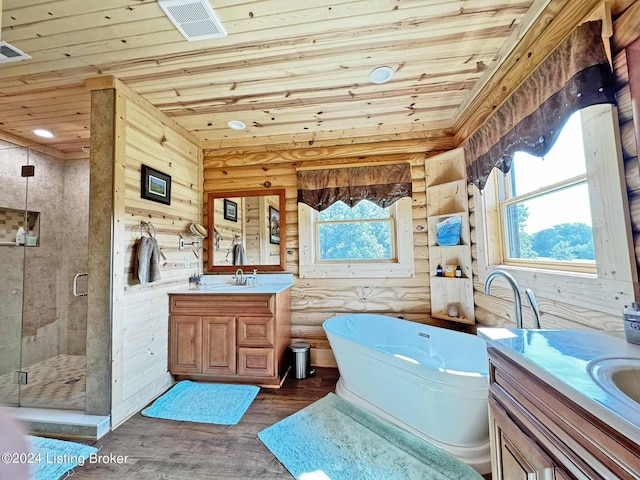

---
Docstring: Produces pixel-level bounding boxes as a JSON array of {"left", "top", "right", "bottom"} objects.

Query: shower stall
[{"left": 0, "top": 141, "right": 89, "bottom": 412}]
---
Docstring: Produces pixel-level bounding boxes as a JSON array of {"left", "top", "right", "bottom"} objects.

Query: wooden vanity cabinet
[
  {"left": 488, "top": 347, "right": 640, "bottom": 480},
  {"left": 168, "top": 289, "right": 291, "bottom": 388}
]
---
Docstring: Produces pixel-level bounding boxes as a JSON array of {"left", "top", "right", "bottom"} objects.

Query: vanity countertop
[
  {"left": 478, "top": 328, "right": 640, "bottom": 444},
  {"left": 168, "top": 273, "right": 293, "bottom": 295}
]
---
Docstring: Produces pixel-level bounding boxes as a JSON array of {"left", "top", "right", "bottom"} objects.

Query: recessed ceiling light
[
  {"left": 369, "top": 66, "right": 394, "bottom": 84},
  {"left": 227, "top": 120, "right": 246, "bottom": 130},
  {"left": 33, "top": 129, "right": 55, "bottom": 138}
]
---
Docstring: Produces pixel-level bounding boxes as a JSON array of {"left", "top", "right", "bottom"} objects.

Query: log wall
[{"left": 202, "top": 141, "right": 463, "bottom": 366}]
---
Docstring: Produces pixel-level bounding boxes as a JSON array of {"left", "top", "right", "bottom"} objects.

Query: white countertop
[
  {"left": 168, "top": 273, "right": 293, "bottom": 295},
  {"left": 478, "top": 328, "right": 640, "bottom": 445}
]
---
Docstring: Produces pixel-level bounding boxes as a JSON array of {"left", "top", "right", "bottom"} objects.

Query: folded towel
[
  {"left": 233, "top": 243, "right": 246, "bottom": 266},
  {"left": 136, "top": 236, "right": 162, "bottom": 284}
]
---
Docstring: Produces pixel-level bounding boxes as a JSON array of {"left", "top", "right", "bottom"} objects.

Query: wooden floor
[
  {"left": 71, "top": 368, "right": 340, "bottom": 479},
  {"left": 70, "top": 368, "right": 492, "bottom": 479}
]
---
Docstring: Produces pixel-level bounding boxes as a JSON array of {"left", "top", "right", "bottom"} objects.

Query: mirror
[{"left": 207, "top": 189, "right": 286, "bottom": 272}]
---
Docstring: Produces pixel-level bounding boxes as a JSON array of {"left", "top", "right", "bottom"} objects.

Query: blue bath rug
[
  {"left": 258, "top": 393, "right": 482, "bottom": 480},
  {"left": 141, "top": 380, "right": 259, "bottom": 425},
  {"left": 30, "top": 435, "right": 97, "bottom": 480}
]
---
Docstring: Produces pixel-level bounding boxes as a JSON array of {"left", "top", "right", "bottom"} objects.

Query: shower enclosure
[{"left": 0, "top": 141, "right": 89, "bottom": 411}]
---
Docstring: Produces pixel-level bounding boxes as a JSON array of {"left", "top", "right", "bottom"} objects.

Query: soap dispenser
[
  {"left": 623, "top": 302, "right": 640, "bottom": 345},
  {"left": 16, "top": 227, "right": 26, "bottom": 246}
]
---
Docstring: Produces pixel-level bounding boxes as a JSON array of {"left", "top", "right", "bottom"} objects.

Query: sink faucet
[
  {"left": 234, "top": 268, "right": 245, "bottom": 285},
  {"left": 484, "top": 270, "right": 541, "bottom": 329}
]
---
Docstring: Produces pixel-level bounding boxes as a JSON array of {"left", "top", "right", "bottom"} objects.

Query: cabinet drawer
[
  {"left": 238, "top": 347, "right": 275, "bottom": 377},
  {"left": 237, "top": 316, "right": 274, "bottom": 347},
  {"left": 170, "top": 294, "right": 274, "bottom": 314}
]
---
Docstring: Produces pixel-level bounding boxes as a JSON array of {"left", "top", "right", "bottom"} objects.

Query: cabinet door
[
  {"left": 238, "top": 347, "right": 275, "bottom": 377},
  {"left": 490, "top": 397, "right": 558, "bottom": 480},
  {"left": 237, "top": 315, "right": 274, "bottom": 347},
  {"left": 203, "top": 316, "right": 236, "bottom": 375},
  {"left": 169, "top": 315, "right": 202, "bottom": 373}
]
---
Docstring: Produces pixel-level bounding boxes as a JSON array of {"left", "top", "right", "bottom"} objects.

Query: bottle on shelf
[
  {"left": 16, "top": 227, "right": 25, "bottom": 246},
  {"left": 436, "top": 264, "right": 443, "bottom": 277},
  {"left": 455, "top": 265, "right": 462, "bottom": 278}
]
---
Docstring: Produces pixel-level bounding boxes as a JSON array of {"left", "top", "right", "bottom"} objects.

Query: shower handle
[{"left": 73, "top": 272, "right": 88, "bottom": 297}]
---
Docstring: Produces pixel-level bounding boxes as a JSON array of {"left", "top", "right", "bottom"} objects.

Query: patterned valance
[
  {"left": 464, "top": 21, "right": 616, "bottom": 191},
  {"left": 296, "top": 163, "right": 412, "bottom": 211}
]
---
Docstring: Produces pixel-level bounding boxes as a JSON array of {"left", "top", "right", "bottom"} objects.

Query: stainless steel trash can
[{"left": 290, "top": 342, "right": 311, "bottom": 380}]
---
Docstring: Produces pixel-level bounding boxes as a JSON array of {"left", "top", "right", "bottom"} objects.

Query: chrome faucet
[
  {"left": 484, "top": 270, "right": 541, "bottom": 329},
  {"left": 234, "top": 268, "right": 245, "bottom": 285},
  {"left": 524, "top": 288, "right": 541, "bottom": 329}
]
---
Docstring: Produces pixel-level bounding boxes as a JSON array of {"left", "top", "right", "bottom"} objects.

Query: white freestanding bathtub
[{"left": 323, "top": 314, "right": 491, "bottom": 474}]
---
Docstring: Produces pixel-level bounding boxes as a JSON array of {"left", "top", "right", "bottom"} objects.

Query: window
[
  {"left": 477, "top": 104, "right": 636, "bottom": 313},
  {"left": 500, "top": 111, "right": 596, "bottom": 273},
  {"left": 316, "top": 200, "right": 394, "bottom": 262},
  {"left": 298, "top": 197, "right": 414, "bottom": 278}
]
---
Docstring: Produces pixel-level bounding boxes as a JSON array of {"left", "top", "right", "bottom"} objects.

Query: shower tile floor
[{"left": 0, "top": 354, "right": 85, "bottom": 410}]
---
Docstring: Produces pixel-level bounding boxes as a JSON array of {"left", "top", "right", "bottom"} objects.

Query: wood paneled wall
[
  {"left": 203, "top": 141, "right": 458, "bottom": 366},
  {"left": 469, "top": 0, "right": 640, "bottom": 331},
  {"left": 89, "top": 77, "right": 202, "bottom": 427}
]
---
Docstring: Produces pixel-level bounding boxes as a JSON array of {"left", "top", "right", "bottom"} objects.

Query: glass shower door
[
  {"left": 0, "top": 144, "right": 28, "bottom": 407},
  {"left": 18, "top": 147, "right": 89, "bottom": 410},
  {"left": 0, "top": 142, "right": 88, "bottom": 410}
]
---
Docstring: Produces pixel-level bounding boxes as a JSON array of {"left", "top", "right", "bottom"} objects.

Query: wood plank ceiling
[{"left": 0, "top": 0, "right": 540, "bottom": 158}]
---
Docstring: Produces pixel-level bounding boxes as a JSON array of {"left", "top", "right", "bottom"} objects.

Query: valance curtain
[
  {"left": 464, "top": 20, "right": 616, "bottom": 191},
  {"left": 296, "top": 163, "right": 412, "bottom": 211}
]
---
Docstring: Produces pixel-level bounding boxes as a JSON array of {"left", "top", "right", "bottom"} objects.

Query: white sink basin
[{"left": 588, "top": 357, "right": 640, "bottom": 409}]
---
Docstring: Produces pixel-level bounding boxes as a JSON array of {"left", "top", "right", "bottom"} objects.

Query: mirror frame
[{"left": 206, "top": 188, "right": 286, "bottom": 273}]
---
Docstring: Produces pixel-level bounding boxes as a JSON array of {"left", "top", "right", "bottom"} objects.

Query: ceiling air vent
[
  {"left": 0, "top": 41, "right": 31, "bottom": 64},
  {"left": 158, "top": 0, "right": 227, "bottom": 41}
]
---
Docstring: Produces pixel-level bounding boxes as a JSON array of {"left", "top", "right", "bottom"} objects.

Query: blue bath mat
[
  {"left": 30, "top": 435, "right": 97, "bottom": 480},
  {"left": 258, "top": 393, "right": 482, "bottom": 480},
  {"left": 141, "top": 380, "right": 259, "bottom": 425}
]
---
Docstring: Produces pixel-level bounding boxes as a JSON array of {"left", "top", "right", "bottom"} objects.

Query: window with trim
[
  {"left": 297, "top": 163, "right": 414, "bottom": 278},
  {"left": 465, "top": 20, "right": 636, "bottom": 313},
  {"left": 499, "top": 110, "right": 596, "bottom": 273},
  {"left": 299, "top": 197, "right": 414, "bottom": 278},
  {"left": 476, "top": 103, "right": 636, "bottom": 315}
]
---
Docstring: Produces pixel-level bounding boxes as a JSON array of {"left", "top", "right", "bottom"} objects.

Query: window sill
[{"left": 479, "top": 264, "right": 633, "bottom": 316}]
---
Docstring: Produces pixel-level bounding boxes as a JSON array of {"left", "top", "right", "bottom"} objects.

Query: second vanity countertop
[
  {"left": 168, "top": 273, "right": 293, "bottom": 295},
  {"left": 478, "top": 328, "right": 640, "bottom": 445}
]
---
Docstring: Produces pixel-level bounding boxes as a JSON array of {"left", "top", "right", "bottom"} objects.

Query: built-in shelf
[
  {"left": 425, "top": 148, "right": 475, "bottom": 325},
  {"left": 0, "top": 241, "right": 38, "bottom": 247},
  {"left": 0, "top": 207, "right": 40, "bottom": 247},
  {"left": 431, "top": 275, "right": 470, "bottom": 280},
  {"left": 431, "top": 311, "right": 473, "bottom": 324}
]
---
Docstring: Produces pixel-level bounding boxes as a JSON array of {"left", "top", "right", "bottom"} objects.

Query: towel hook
[{"left": 139, "top": 221, "right": 156, "bottom": 238}]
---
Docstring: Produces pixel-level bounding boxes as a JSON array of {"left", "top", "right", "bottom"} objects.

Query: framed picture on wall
[
  {"left": 224, "top": 199, "right": 238, "bottom": 222},
  {"left": 141, "top": 165, "right": 171, "bottom": 205},
  {"left": 269, "top": 206, "right": 280, "bottom": 244}
]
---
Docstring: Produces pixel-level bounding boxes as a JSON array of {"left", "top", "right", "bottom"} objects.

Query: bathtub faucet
[{"left": 484, "top": 270, "right": 541, "bottom": 329}]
